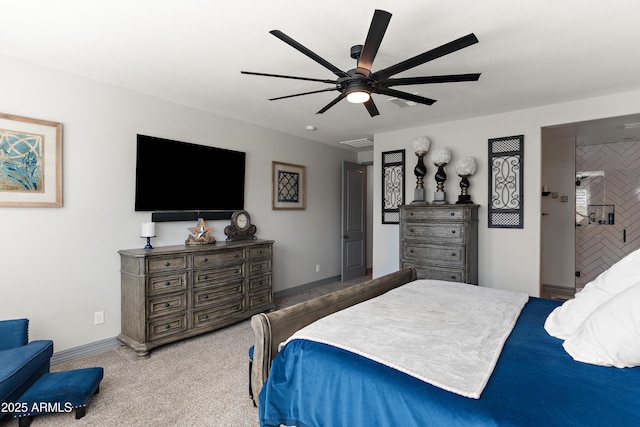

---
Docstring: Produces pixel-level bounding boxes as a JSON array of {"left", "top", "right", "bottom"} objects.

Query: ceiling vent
[
  {"left": 389, "top": 97, "right": 417, "bottom": 108},
  {"left": 340, "top": 138, "right": 374, "bottom": 149}
]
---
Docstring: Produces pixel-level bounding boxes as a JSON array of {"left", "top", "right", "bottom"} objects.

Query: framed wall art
[
  {"left": 381, "top": 149, "right": 405, "bottom": 224},
  {"left": 0, "top": 113, "right": 63, "bottom": 207},
  {"left": 272, "top": 161, "right": 306, "bottom": 210},
  {"left": 488, "top": 134, "right": 523, "bottom": 228}
]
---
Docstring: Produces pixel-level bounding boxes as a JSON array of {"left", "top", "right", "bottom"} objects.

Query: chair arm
[{"left": 0, "top": 319, "right": 29, "bottom": 350}]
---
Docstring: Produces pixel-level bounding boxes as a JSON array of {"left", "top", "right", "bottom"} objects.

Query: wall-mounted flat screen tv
[{"left": 135, "top": 134, "right": 245, "bottom": 213}]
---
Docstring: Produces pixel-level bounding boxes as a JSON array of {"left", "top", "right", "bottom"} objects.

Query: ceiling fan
[{"left": 241, "top": 9, "right": 481, "bottom": 117}]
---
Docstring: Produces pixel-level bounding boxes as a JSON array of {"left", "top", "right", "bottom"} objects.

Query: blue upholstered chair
[{"left": 0, "top": 319, "right": 53, "bottom": 419}]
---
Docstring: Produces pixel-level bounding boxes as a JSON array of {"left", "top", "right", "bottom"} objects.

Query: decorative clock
[{"left": 224, "top": 210, "right": 257, "bottom": 241}]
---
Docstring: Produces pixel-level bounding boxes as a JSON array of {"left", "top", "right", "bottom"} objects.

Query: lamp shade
[{"left": 141, "top": 222, "right": 156, "bottom": 237}]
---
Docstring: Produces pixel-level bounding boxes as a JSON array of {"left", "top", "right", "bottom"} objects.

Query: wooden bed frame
[{"left": 250, "top": 266, "right": 417, "bottom": 403}]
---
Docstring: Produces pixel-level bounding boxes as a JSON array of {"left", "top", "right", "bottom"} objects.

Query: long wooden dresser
[
  {"left": 118, "top": 239, "right": 274, "bottom": 356},
  {"left": 399, "top": 204, "right": 478, "bottom": 284}
]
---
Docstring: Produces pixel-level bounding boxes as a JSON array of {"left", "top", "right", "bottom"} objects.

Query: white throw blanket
[{"left": 283, "top": 279, "right": 528, "bottom": 399}]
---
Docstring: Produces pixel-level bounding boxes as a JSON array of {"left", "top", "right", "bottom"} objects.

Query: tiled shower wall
[{"left": 575, "top": 140, "right": 640, "bottom": 288}]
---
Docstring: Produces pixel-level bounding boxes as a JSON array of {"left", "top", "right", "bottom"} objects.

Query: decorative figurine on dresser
[
  {"left": 399, "top": 204, "right": 478, "bottom": 284},
  {"left": 118, "top": 211, "right": 273, "bottom": 356}
]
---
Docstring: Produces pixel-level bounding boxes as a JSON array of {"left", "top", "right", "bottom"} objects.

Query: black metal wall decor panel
[
  {"left": 488, "top": 135, "right": 524, "bottom": 228},
  {"left": 382, "top": 149, "right": 405, "bottom": 224}
]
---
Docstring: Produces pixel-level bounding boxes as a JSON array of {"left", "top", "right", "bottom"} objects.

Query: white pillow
[
  {"left": 544, "top": 247, "right": 640, "bottom": 339},
  {"left": 562, "top": 282, "right": 640, "bottom": 368}
]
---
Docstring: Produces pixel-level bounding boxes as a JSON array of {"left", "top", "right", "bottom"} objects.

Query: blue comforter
[{"left": 259, "top": 297, "right": 640, "bottom": 426}]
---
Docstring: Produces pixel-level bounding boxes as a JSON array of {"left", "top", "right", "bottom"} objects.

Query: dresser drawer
[
  {"left": 194, "top": 264, "right": 244, "bottom": 288},
  {"left": 402, "top": 207, "right": 474, "bottom": 222},
  {"left": 249, "top": 274, "right": 272, "bottom": 293},
  {"left": 147, "top": 273, "right": 187, "bottom": 296},
  {"left": 193, "top": 249, "right": 244, "bottom": 267},
  {"left": 147, "top": 255, "right": 187, "bottom": 273},
  {"left": 249, "top": 259, "right": 271, "bottom": 276},
  {"left": 249, "top": 245, "right": 272, "bottom": 259},
  {"left": 192, "top": 280, "right": 244, "bottom": 308},
  {"left": 192, "top": 298, "right": 244, "bottom": 328},
  {"left": 403, "top": 223, "right": 466, "bottom": 242},
  {"left": 147, "top": 292, "right": 187, "bottom": 318},
  {"left": 404, "top": 263, "right": 466, "bottom": 283},
  {"left": 402, "top": 243, "right": 465, "bottom": 267},
  {"left": 247, "top": 290, "right": 273, "bottom": 311},
  {"left": 147, "top": 313, "right": 187, "bottom": 341}
]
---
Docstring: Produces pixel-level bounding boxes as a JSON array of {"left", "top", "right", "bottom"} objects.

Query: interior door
[{"left": 341, "top": 161, "right": 367, "bottom": 281}]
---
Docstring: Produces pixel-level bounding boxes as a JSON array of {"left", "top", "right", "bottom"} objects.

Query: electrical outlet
[
  {"left": 94, "top": 311, "right": 104, "bottom": 325},
  {"left": 316, "top": 264, "right": 320, "bottom": 273}
]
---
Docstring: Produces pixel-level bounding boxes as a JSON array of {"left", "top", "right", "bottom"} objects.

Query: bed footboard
[{"left": 250, "top": 267, "right": 417, "bottom": 404}]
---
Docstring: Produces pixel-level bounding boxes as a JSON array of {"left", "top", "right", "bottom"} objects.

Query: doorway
[{"left": 541, "top": 113, "right": 640, "bottom": 297}]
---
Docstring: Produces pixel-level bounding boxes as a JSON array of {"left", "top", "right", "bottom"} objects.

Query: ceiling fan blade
[
  {"left": 384, "top": 73, "right": 481, "bottom": 86},
  {"left": 241, "top": 71, "right": 337, "bottom": 84},
  {"left": 377, "top": 88, "right": 437, "bottom": 106},
  {"left": 364, "top": 97, "right": 380, "bottom": 117},
  {"left": 356, "top": 9, "right": 392, "bottom": 77},
  {"left": 317, "top": 93, "right": 346, "bottom": 114},
  {"left": 375, "top": 33, "right": 479, "bottom": 80},
  {"left": 269, "top": 87, "right": 339, "bottom": 101},
  {"left": 270, "top": 30, "right": 350, "bottom": 78}
]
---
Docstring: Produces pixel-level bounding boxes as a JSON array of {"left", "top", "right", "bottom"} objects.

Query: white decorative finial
[
  {"left": 412, "top": 136, "right": 430, "bottom": 154},
  {"left": 431, "top": 147, "right": 451, "bottom": 165},
  {"left": 454, "top": 157, "right": 477, "bottom": 176}
]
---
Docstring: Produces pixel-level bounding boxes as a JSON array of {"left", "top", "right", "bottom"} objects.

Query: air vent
[
  {"left": 389, "top": 97, "right": 417, "bottom": 108},
  {"left": 340, "top": 138, "right": 374, "bottom": 148}
]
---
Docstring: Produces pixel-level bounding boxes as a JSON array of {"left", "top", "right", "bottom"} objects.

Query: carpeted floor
[{"left": 0, "top": 273, "right": 370, "bottom": 427}]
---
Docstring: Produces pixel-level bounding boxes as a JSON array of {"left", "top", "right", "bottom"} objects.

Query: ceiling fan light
[{"left": 346, "top": 90, "right": 371, "bottom": 104}]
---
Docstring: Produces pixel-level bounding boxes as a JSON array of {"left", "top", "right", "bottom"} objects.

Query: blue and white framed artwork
[
  {"left": 272, "top": 161, "right": 306, "bottom": 210},
  {"left": 0, "top": 113, "right": 62, "bottom": 207}
]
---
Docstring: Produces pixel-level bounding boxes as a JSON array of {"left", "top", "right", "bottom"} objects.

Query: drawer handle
[
  {"left": 202, "top": 275, "right": 208, "bottom": 279},
  {"left": 235, "top": 269, "right": 240, "bottom": 273},
  {"left": 451, "top": 253, "right": 456, "bottom": 256},
  {"left": 234, "top": 253, "right": 239, "bottom": 258},
  {"left": 410, "top": 249, "right": 414, "bottom": 253},
  {"left": 203, "top": 257, "right": 208, "bottom": 262},
  {"left": 451, "top": 230, "right": 456, "bottom": 234},
  {"left": 165, "top": 324, "right": 171, "bottom": 329},
  {"left": 451, "top": 275, "right": 457, "bottom": 280},
  {"left": 165, "top": 303, "right": 170, "bottom": 308},
  {"left": 203, "top": 294, "right": 209, "bottom": 299},
  {"left": 256, "top": 264, "right": 262, "bottom": 268},
  {"left": 164, "top": 262, "right": 170, "bottom": 267},
  {"left": 409, "top": 228, "right": 414, "bottom": 233},
  {"left": 203, "top": 314, "right": 209, "bottom": 320},
  {"left": 450, "top": 212, "right": 455, "bottom": 216},
  {"left": 165, "top": 281, "right": 171, "bottom": 286}
]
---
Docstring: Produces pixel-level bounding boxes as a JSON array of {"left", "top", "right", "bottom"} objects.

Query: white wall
[
  {"left": 541, "top": 136, "right": 576, "bottom": 288},
  {"left": 0, "top": 56, "right": 356, "bottom": 351},
  {"left": 373, "top": 90, "right": 640, "bottom": 297}
]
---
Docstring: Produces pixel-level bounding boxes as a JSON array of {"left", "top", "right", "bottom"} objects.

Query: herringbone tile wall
[{"left": 575, "top": 140, "right": 640, "bottom": 288}]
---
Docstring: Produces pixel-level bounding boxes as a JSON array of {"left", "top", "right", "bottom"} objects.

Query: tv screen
[{"left": 135, "top": 135, "right": 245, "bottom": 212}]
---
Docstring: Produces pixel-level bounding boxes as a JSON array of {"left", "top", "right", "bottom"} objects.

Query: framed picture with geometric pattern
[
  {"left": 272, "top": 161, "right": 306, "bottom": 210},
  {"left": 488, "top": 135, "right": 524, "bottom": 228},
  {"left": 0, "top": 113, "right": 63, "bottom": 207}
]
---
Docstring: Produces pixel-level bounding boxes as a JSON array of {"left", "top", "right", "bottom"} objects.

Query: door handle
[{"left": 342, "top": 235, "right": 349, "bottom": 239}]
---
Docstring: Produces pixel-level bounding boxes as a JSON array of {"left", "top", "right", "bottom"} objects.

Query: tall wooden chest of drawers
[
  {"left": 118, "top": 239, "right": 274, "bottom": 356},
  {"left": 400, "top": 205, "right": 478, "bottom": 284}
]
